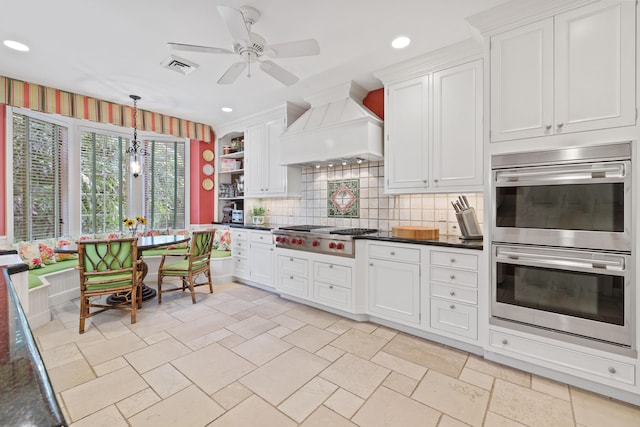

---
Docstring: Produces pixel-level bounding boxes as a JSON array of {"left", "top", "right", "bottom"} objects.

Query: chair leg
[
  {"left": 206, "top": 270, "right": 213, "bottom": 294},
  {"left": 187, "top": 272, "right": 195, "bottom": 304},
  {"left": 79, "top": 295, "right": 87, "bottom": 334},
  {"left": 157, "top": 275, "right": 163, "bottom": 304},
  {"left": 130, "top": 285, "right": 137, "bottom": 325}
]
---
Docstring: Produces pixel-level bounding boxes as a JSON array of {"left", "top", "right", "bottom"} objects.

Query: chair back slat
[
  {"left": 191, "top": 230, "right": 214, "bottom": 259},
  {"left": 79, "top": 238, "right": 137, "bottom": 273}
]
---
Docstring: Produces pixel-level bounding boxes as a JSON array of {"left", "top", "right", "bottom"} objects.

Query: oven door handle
[
  {"left": 495, "top": 164, "right": 626, "bottom": 182},
  {"left": 496, "top": 250, "right": 625, "bottom": 271}
]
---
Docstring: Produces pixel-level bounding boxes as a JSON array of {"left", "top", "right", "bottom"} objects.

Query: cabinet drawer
[
  {"left": 489, "top": 330, "right": 635, "bottom": 387},
  {"left": 431, "top": 266, "right": 477, "bottom": 287},
  {"left": 231, "top": 239, "right": 247, "bottom": 251},
  {"left": 231, "top": 230, "right": 248, "bottom": 242},
  {"left": 431, "top": 250, "right": 477, "bottom": 270},
  {"left": 233, "top": 257, "right": 249, "bottom": 279},
  {"left": 232, "top": 248, "right": 247, "bottom": 259},
  {"left": 278, "top": 274, "right": 308, "bottom": 298},
  {"left": 250, "top": 232, "right": 272, "bottom": 244},
  {"left": 430, "top": 298, "right": 478, "bottom": 339},
  {"left": 431, "top": 282, "right": 477, "bottom": 305},
  {"left": 369, "top": 244, "right": 420, "bottom": 263},
  {"left": 314, "top": 282, "right": 352, "bottom": 310},
  {"left": 277, "top": 255, "right": 308, "bottom": 276},
  {"left": 314, "top": 262, "right": 351, "bottom": 288}
]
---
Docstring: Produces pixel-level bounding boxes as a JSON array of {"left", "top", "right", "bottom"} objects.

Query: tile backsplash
[{"left": 245, "top": 161, "right": 483, "bottom": 236}]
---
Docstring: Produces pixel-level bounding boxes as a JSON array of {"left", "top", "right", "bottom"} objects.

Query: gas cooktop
[{"left": 277, "top": 225, "right": 379, "bottom": 236}]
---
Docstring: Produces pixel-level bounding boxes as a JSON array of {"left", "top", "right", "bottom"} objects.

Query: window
[
  {"left": 80, "top": 130, "right": 130, "bottom": 234},
  {"left": 144, "top": 139, "right": 186, "bottom": 229},
  {"left": 12, "top": 113, "right": 68, "bottom": 241}
]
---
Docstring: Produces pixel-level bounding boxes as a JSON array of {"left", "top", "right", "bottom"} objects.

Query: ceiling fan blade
[
  {"left": 259, "top": 60, "right": 299, "bottom": 86},
  {"left": 217, "top": 61, "right": 247, "bottom": 85},
  {"left": 266, "top": 39, "right": 320, "bottom": 58},
  {"left": 168, "top": 42, "right": 233, "bottom": 55},
  {"left": 216, "top": 5, "right": 251, "bottom": 45}
]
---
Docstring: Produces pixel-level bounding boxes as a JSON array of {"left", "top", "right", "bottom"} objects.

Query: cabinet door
[
  {"left": 432, "top": 60, "right": 483, "bottom": 190},
  {"left": 385, "top": 76, "right": 430, "bottom": 192},
  {"left": 264, "top": 119, "right": 286, "bottom": 195},
  {"left": 554, "top": 1, "right": 636, "bottom": 134},
  {"left": 250, "top": 242, "right": 274, "bottom": 286},
  {"left": 244, "top": 123, "right": 264, "bottom": 197},
  {"left": 490, "top": 18, "right": 554, "bottom": 141},
  {"left": 368, "top": 258, "right": 420, "bottom": 324}
]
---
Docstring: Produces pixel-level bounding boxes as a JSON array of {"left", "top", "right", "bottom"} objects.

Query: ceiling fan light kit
[{"left": 168, "top": 4, "right": 320, "bottom": 86}]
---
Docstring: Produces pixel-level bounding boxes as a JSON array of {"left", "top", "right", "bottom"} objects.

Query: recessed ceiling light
[
  {"left": 221, "top": 107, "right": 233, "bottom": 112},
  {"left": 3, "top": 40, "right": 29, "bottom": 52},
  {"left": 391, "top": 36, "right": 411, "bottom": 49}
]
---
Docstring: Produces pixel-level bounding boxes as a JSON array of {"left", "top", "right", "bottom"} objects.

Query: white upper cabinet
[
  {"left": 375, "top": 39, "right": 484, "bottom": 194},
  {"left": 385, "top": 76, "right": 430, "bottom": 191},
  {"left": 490, "top": 1, "right": 636, "bottom": 142},
  {"left": 244, "top": 115, "right": 301, "bottom": 199},
  {"left": 432, "top": 60, "right": 483, "bottom": 189}
]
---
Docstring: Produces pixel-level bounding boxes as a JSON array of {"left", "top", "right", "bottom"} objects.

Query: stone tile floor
[{"left": 33, "top": 282, "right": 640, "bottom": 426}]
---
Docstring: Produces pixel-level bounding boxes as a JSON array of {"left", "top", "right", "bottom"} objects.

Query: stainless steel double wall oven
[{"left": 491, "top": 142, "right": 634, "bottom": 352}]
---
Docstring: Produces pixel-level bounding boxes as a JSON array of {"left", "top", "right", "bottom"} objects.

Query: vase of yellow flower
[{"left": 123, "top": 216, "right": 146, "bottom": 237}]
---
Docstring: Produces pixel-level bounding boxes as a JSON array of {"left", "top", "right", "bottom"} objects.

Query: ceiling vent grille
[{"left": 161, "top": 55, "right": 199, "bottom": 75}]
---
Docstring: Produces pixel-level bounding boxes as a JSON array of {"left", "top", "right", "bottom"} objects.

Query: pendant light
[{"left": 126, "top": 94, "right": 147, "bottom": 178}]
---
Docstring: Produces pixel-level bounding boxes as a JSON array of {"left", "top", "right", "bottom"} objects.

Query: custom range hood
[{"left": 280, "top": 81, "right": 383, "bottom": 167}]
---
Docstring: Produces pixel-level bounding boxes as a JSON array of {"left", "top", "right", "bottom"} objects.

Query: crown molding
[
  {"left": 373, "top": 38, "right": 483, "bottom": 85},
  {"left": 466, "top": 0, "right": 602, "bottom": 37}
]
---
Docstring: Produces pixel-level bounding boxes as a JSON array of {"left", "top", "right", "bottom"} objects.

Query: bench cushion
[{"left": 28, "top": 259, "right": 78, "bottom": 289}]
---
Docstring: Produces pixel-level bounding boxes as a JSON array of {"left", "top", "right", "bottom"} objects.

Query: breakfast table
[{"left": 55, "top": 234, "right": 191, "bottom": 303}]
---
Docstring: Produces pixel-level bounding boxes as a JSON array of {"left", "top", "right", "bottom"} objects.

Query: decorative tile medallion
[{"left": 328, "top": 179, "right": 359, "bottom": 218}]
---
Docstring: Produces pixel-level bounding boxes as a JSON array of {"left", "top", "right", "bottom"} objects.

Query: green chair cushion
[
  {"left": 84, "top": 272, "right": 137, "bottom": 290},
  {"left": 160, "top": 259, "right": 209, "bottom": 275}
]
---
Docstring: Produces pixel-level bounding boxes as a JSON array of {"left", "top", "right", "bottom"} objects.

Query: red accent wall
[
  {"left": 363, "top": 88, "right": 384, "bottom": 120},
  {"left": 0, "top": 105, "right": 6, "bottom": 236},
  {"left": 189, "top": 130, "right": 216, "bottom": 225}
]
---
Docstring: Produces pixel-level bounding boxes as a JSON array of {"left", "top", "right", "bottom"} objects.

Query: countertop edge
[{"left": 354, "top": 235, "right": 484, "bottom": 250}]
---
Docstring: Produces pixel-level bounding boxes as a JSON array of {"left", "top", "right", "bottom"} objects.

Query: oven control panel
[{"left": 273, "top": 233, "right": 354, "bottom": 257}]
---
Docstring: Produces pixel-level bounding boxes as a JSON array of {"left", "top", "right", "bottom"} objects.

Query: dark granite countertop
[
  {"left": 355, "top": 232, "right": 483, "bottom": 250},
  {"left": 0, "top": 266, "right": 67, "bottom": 426},
  {"left": 212, "top": 222, "right": 275, "bottom": 231}
]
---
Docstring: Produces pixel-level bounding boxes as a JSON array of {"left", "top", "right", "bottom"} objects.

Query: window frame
[{"left": 4, "top": 108, "right": 189, "bottom": 241}]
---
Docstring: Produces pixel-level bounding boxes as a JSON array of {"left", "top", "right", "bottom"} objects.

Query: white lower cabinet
[
  {"left": 248, "top": 230, "right": 274, "bottom": 286},
  {"left": 231, "top": 229, "right": 249, "bottom": 281},
  {"left": 276, "top": 255, "right": 309, "bottom": 298},
  {"left": 232, "top": 229, "right": 275, "bottom": 288},
  {"left": 426, "top": 248, "right": 480, "bottom": 342},
  {"left": 313, "top": 261, "right": 353, "bottom": 311},
  {"left": 276, "top": 248, "right": 355, "bottom": 312},
  {"left": 488, "top": 328, "right": 636, "bottom": 389},
  {"left": 367, "top": 243, "right": 421, "bottom": 325}
]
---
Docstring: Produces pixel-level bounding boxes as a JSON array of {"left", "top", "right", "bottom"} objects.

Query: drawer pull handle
[
  {"left": 449, "top": 274, "right": 455, "bottom": 280},
  {"left": 290, "top": 276, "right": 294, "bottom": 280},
  {"left": 390, "top": 251, "right": 396, "bottom": 256},
  {"left": 329, "top": 285, "right": 334, "bottom": 289},
  {"left": 369, "top": 263, "right": 374, "bottom": 266},
  {"left": 329, "top": 265, "right": 333, "bottom": 269},
  {"left": 449, "top": 304, "right": 455, "bottom": 309},
  {"left": 290, "top": 258, "right": 293, "bottom": 261},
  {"left": 449, "top": 291, "right": 456, "bottom": 296},
  {"left": 501, "top": 339, "right": 508, "bottom": 345},
  {"left": 450, "top": 258, "right": 456, "bottom": 263},
  {"left": 608, "top": 367, "right": 617, "bottom": 374}
]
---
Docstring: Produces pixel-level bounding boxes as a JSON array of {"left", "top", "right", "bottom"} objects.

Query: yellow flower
[
  {"left": 136, "top": 216, "right": 147, "bottom": 225},
  {"left": 124, "top": 219, "right": 135, "bottom": 227}
]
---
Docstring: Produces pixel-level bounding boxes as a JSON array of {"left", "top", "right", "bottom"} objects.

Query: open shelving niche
[{"left": 216, "top": 131, "right": 245, "bottom": 222}]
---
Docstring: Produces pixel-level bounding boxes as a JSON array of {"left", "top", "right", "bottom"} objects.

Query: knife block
[{"left": 456, "top": 207, "right": 483, "bottom": 240}]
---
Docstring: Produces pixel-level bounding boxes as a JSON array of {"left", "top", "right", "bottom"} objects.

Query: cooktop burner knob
[
  {"left": 275, "top": 236, "right": 281, "bottom": 242},
  {"left": 328, "top": 242, "right": 336, "bottom": 249},
  {"left": 336, "top": 243, "right": 344, "bottom": 250},
  {"left": 281, "top": 238, "right": 287, "bottom": 244},
  {"left": 297, "top": 239, "right": 304, "bottom": 245},
  {"left": 312, "top": 241, "right": 319, "bottom": 247}
]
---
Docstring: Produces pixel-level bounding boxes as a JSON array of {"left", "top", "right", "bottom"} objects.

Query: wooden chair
[
  {"left": 77, "top": 237, "right": 142, "bottom": 333},
  {"left": 157, "top": 230, "right": 215, "bottom": 304}
]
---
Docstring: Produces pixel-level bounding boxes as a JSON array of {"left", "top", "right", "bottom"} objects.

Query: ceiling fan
[{"left": 168, "top": 5, "right": 320, "bottom": 86}]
